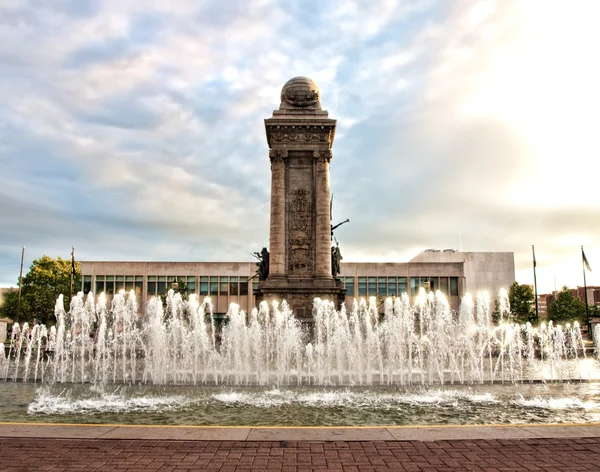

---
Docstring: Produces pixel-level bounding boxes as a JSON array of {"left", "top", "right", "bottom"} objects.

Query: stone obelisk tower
[{"left": 256, "top": 77, "right": 346, "bottom": 320}]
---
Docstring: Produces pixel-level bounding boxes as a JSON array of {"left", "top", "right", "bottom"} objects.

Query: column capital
[
  {"left": 314, "top": 150, "right": 332, "bottom": 163},
  {"left": 269, "top": 149, "right": 288, "bottom": 163}
]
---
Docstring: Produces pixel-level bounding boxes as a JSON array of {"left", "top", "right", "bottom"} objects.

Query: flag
[
  {"left": 532, "top": 245, "right": 536, "bottom": 268},
  {"left": 582, "top": 246, "right": 592, "bottom": 272},
  {"left": 71, "top": 246, "right": 76, "bottom": 276}
]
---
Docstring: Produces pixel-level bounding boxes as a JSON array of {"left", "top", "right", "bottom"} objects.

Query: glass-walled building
[{"left": 78, "top": 251, "right": 514, "bottom": 316}]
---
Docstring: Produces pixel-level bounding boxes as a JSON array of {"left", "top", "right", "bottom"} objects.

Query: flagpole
[
  {"left": 532, "top": 245, "right": 539, "bottom": 321},
  {"left": 70, "top": 245, "right": 75, "bottom": 302},
  {"left": 582, "top": 245, "right": 590, "bottom": 336},
  {"left": 16, "top": 246, "right": 25, "bottom": 324}
]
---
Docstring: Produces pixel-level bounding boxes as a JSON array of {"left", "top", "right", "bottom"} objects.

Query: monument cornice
[{"left": 265, "top": 124, "right": 336, "bottom": 148}]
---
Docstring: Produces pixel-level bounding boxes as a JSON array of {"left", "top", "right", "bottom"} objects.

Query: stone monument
[{"left": 255, "top": 77, "right": 346, "bottom": 321}]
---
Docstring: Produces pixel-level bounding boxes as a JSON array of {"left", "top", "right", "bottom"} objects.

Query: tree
[
  {"left": 547, "top": 286, "right": 586, "bottom": 326},
  {"left": 0, "top": 288, "right": 29, "bottom": 322},
  {"left": 508, "top": 282, "right": 536, "bottom": 324},
  {"left": 172, "top": 277, "right": 190, "bottom": 299},
  {"left": 589, "top": 304, "right": 600, "bottom": 319},
  {"left": 492, "top": 299, "right": 501, "bottom": 324},
  {"left": 17, "top": 255, "right": 81, "bottom": 326}
]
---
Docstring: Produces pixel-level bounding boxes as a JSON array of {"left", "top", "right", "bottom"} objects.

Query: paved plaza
[{"left": 1, "top": 424, "right": 599, "bottom": 471}]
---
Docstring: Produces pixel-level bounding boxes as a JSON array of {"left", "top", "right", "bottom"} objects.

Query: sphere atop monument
[{"left": 280, "top": 77, "right": 322, "bottom": 110}]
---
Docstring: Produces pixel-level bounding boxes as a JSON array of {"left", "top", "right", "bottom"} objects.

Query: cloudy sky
[{"left": 1, "top": 0, "right": 599, "bottom": 294}]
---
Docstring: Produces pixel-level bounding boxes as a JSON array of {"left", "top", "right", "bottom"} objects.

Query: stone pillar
[
  {"left": 256, "top": 76, "right": 346, "bottom": 317},
  {"left": 269, "top": 149, "right": 287, "bottom": 277},
  {"left": 314, "top": 150, "right": 332, "bottom": 278}
]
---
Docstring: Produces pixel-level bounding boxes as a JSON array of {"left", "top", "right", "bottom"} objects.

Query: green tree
[
  {"left": 547, "top": 286, "right": 586, "bottom": 326},
  {"left": 0, "top": 288, "right": 29, "bottom": 322},
  {"left": 172, "top": 277, "right": 190, "bottom": 299},
  {"left": 588, "top": 304, "right": 600, "bottom": 319},
  {"left": 18, "top": 255, "right": 80, "bottom": 326},
  {"left": 508, "top": 282, "right": 536, "bottom": 324},
  {"left": 492, "top": 299, "right": 501, "bottom": 324}
]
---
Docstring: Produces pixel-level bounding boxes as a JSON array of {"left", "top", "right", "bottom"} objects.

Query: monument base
[{"left": 255, "top": 277, "right": 347, "bottom": 322}]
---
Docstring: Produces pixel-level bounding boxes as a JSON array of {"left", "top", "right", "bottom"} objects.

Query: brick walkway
[{"left": 1, "top": 437, "right": 599, "bottom": 472}]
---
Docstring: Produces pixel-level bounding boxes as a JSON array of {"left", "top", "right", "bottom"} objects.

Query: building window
[
  {"left": 428, "top": 277, "right": 437, "bottom": 292},
  {"left": 344, "top": 277, "right": 355, "bottom": 296},
  {"left": 252, "top": 280, "right": 259, "bottom": 293},
  {"left": 147, "top": 276, "right": 157, "bottom": 296},
  {"left": 186, "top": 276, "right": 196, "bottom": 293},
  {"left": 83, "top": 275, "right": 92, "bottom": 294},
  {"left": 157, "top": 276, "right": 167, "bottom": 295},
  {"left": 377, "top": 277, "right": 387, "bottom": 297},
  {"left": 239, "top": 276, "right": 248, "bottom": 296},
  {"left": 368, "top": 277, "right": 377, "bottom": 296},
  {"left": 410, "top": 277, "right": 419, "bottom": 296},
  {"left": 135, "top": 276, "right": 143, "bottom": 296},
  {"left": 450, "top": 277, "right": 459, "bottom": 296},
  {"left": 124, "top": 275, "right": 134, "bottom": 291},
  {"left": 115, "top": 275, "right": 125, "bottom": 292},
  {"left": 210, "top": 277, "right": 218, "bottom": 296},
  {"left": 105, "top": 276, "right": 115, "bottom": 295},
  {"left": 200, "top": 276, "right": 209, "bottom": 296},
  {"left": 220, "top": 276, "right": 229, "bottom": 296},
  {"left": 358, "top": 277, "right": 367, "bottom": 297},
  {"left": 439, "top": 277, "right": 449, "bottom": 295},
  {"left": 398, "top": 277, "right": 407, "bottom": 295},
  {"left": 229, "top": 276, "right": 238, "bottom": 296},
  {"left": 388, "top": 277, "right": 397, "bottom": 296},
  {"left": 95, "top": 275, "right": 105, "bottom": 294}
]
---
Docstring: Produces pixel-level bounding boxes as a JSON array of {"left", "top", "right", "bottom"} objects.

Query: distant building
[
  {"left": 536, "top": 295, "right": 548, "bottom": 318},
  {"left": 542, "top": 286, "right": 600, "bottom": 307},
  {"left": 538, "top": 286, "right": 600, "bottom": 331},
  {"left": 575, "top": 286, "right": 600, "bottom": 306},
  {"left": 79, "top": 250, "right": 515, "bottom": 317},
  {"left": 521, "top": 285, "right": 548, "bottom": 318}
]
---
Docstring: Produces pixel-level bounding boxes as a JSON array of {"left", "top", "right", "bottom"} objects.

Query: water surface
[{"left": 2, "top": 382, "right": 600, "bottom": 427}]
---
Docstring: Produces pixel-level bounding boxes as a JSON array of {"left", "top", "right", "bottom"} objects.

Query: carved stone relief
[
  {"left": 281, "top": 87, "right": 320, "bottom": 108},
  {"left": 288, "top": 189, "right": 313, "bottom": 275},
  {"left": 270, "top": 129, "right": 332, "bottom": 145}
]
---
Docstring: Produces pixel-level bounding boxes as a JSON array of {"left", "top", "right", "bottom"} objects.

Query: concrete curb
[{"left": 0, "top": 422, "right": 599, "bottom": 441}]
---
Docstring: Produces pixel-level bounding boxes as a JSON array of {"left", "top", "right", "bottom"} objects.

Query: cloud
[{"left": 1, "top": 0, "right": 599, "bottom": 294}]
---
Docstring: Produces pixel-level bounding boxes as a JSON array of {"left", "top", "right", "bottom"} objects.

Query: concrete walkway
[
  {"left": 1, "top": 423, "right": 599, "bottom": 471},
  {"left": 1, "top": 422, "right": 600, "bottom": 441}
]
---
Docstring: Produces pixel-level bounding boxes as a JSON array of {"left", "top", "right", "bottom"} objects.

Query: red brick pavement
[{"left": 0, "top": 437, "right": 599, "bottom": 471}]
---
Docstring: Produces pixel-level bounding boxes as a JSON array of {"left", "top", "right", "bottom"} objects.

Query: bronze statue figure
[
  {"left": 253, "top": 247, "right": 270, "bottom": 281},
  {"left": 331, "top": 244, "right": 342, "bottom": 278}
]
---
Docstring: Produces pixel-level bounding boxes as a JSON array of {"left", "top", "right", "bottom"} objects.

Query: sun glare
[{"left": 461, "top": 2, "right": 600, "bottom": 207}]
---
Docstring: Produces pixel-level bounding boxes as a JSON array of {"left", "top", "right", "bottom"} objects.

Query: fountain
[
  {"left": 3, "top": 289, "right": 599, "bottom": 386},
  {"left": 1, "top": 78, "right": 599, "bottom": 426},
  {"left": 1, "top": 289, "right": 599, "bottom": 426}
]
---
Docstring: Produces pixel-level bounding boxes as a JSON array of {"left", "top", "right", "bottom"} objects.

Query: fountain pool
[
  {"left": 1, "top": 382, "right": 599, "bottom": 426},
  {"left": 1, "top": 289, "right": 599, "bottom": 426}
]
